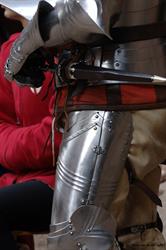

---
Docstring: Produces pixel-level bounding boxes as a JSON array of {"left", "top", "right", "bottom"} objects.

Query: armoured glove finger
[{"left": 4, "top": 3, "right": 45, "bottom": 83}]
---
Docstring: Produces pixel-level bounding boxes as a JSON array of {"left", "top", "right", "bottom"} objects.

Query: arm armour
[{"left": 4, "top": 0, "right": 122, "bottom": 82}]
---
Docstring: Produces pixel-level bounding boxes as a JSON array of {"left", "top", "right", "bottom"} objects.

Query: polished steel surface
[
  {"left": 91, "top": 39, "right": 166, "bottom": 76},
  {"left": 0, "top": 0, "right": 53, "bottom": 20},
  {"left": 81, "top": 37, "right": 166, "bottom": 86},
  {"left": 5, "top": 7, "right": 45, "bottom": 83},
  {"left": 47, "top": 110, "right": 132, "bottom": 249},
  {"left": 51, "top": 111, "right": 132, "bottom": 225},
  {"left": 113, "top": 39, "right": 166, "bottom": 77},
  {"left": 4, "top": 0, "right": 166, "bottom": 85},
  {"left": 44, "top": 0, "right": 122, "bottom": 47},
  {"left": 48, "top": 205, "right": 117, "bottom": 250},
  {"left": 4, "top": 0, "right": 122, "bottom": 83}
]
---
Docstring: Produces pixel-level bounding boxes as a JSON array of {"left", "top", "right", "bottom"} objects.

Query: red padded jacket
[{"left": 0, "top": 33, "right": 62, "bottom": 189}]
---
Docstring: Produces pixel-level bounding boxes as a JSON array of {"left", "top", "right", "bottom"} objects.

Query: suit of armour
[{"left": 4, "top": 1, "right": 166, "bottom": 249}]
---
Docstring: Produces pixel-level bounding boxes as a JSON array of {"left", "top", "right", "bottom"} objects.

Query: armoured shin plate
[{"left": 48, "top": 111, "right": 132, "bottom": 250}]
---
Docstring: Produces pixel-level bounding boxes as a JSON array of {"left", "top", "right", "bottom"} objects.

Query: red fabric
[
  {"left": 72, "top": 85, "right": 107, "bottom": 105},
  {"left": 57, "top": 82, "right": 164, "bottom": 111},
  {"left": 120, "top": 85, "right": 157, "bottom": 105},
  {"left": 57, "top": 85, "right": 108, "bottom": 109},
  {"left": 0, "top": 34, "right": 62, "bottom": 189}
]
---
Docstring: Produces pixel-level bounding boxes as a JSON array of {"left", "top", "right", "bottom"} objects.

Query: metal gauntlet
[{"left": 5, "top": 0, "right": 123, "bottom": 82}]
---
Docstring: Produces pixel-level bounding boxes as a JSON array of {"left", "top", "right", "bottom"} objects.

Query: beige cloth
[
  {"left": 111, "top": 109, "right": 166, "bottom": 249},
  {"left": 119, "top": 228, "right": 166, "bottom": 250}
]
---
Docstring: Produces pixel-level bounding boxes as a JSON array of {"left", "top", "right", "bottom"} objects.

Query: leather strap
[
  {"left": 111, "top": 22, "right": 166, "bottom": 43},
  {"left": 125, "top": 159, "right": 162, "bottom": 207},
  {"left": 117, "top": 221, "right": 158, "bottom": 236}
]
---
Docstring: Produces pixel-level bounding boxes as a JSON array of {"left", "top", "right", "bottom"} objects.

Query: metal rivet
[
  {"left": 94, "top": 127, "right": 97, "bottom": 130},
  {"left": 17, "top": 46, "right": 21, "bottom": 52},
  {"left": 70, "top": 231, "right": 73, "bottom": 235},
  {"left": 117, "top": 49, "right": 121, "bottom": 54},
  {"left": 115, "top": 62, "right": 120, "bottom": 67},
  {"left": 81, "top": 199, "right": 85, "bottom": 205}
]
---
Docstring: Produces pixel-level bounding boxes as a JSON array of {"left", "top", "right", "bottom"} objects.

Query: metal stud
[
  {"left": 81, "top": 199, "right": 85, "bottom": 205},
  {"left": 114, "top": 62, "right": 120, "bottom": 68},
  {"left": 116, "top": 49, "right": 121, "bottom": 54},
  {"left": 17, "top": 46, "right": 21, "bottom": 52}
]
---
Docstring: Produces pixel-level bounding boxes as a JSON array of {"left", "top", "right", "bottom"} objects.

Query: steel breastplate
[
  {"left": 111, "top": 38, "right": 166, "bottom": 77},
  {"left": 83, "top": 38, "right": 166, "bottom": 83}
]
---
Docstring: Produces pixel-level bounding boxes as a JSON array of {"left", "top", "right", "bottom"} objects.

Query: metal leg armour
[{"left": 48, "top": 110, "right": 132, "bottom": 250}]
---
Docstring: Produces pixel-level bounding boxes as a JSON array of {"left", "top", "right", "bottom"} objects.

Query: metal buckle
[{"left": 130, "top": 225, "right": 147, "bottom": 234}]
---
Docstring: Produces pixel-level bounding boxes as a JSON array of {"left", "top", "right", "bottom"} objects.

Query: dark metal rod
[{"left": 70, "top": 65, "right": 166, "bottom": 85}]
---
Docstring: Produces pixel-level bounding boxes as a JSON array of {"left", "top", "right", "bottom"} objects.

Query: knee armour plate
[{"left": 48, "top": 111, "right": 132, "bottom": 250}]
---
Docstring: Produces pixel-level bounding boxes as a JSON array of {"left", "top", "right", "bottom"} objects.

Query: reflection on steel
[{"left": 68, "top": 64, "right": 166, "bottom": 85}]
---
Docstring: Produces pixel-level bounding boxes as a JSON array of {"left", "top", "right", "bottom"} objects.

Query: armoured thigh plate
[{"left": 48, "top": 111, "right": 132, "bottom": 250}]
